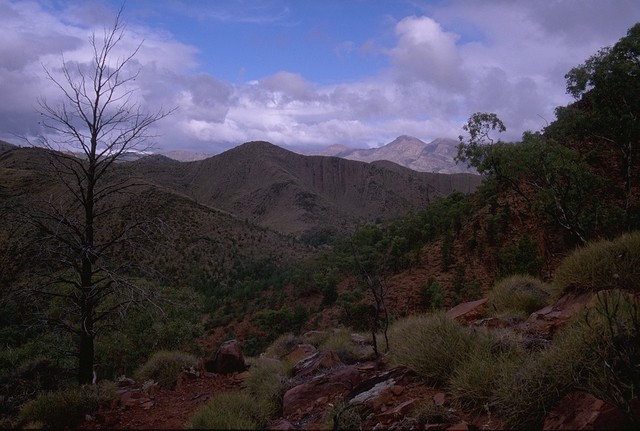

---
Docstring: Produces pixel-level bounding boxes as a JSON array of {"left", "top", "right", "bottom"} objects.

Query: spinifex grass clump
[
  {"left": 388, "top": 312, "right": 489, "bottom": 385},
  {"left": 134, "top": 350, "right": 198, "bottom": 388},
  {"left": 19, "top": 382, "right": 116, "bottom": 429},
  {"left": 487, "top": 274, "right": 551, "bottom": 319},
  {"left": 552, "top": 232, "right": 640, "bottom": 297}
]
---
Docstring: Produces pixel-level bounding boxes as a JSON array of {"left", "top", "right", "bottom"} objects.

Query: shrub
[
  {"left": 420, "top": 277, "right": 445, "bottom": 310},
  {"left": 134, "top": 350, "right": 198, "bottom": 388},
  {"left": 487, "top": 274, "right": 551, "bottom": 319},
  {"left": 388, "top": 313, "right": 488, "bottom": 385},
  {"left": 18, "top": 383, "right": 116, "bottom": 429},
  {"left": 552, "top": 232, "right": 640, "bottom": 297},
  {"left": 188, "top": 391, "right": 262, "bottom": 430}
]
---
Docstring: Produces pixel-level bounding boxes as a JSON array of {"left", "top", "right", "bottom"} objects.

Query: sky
[{"left": 1, "top": 0, "right": 639, "bottom": 154}]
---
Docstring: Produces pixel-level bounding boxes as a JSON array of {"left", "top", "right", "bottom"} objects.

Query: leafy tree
[
  {"left": 563, "top": 23, "right": 640, "bottom": 227},
  {"left": 26, "top": 10, "right": 173, "bottom": 384}
]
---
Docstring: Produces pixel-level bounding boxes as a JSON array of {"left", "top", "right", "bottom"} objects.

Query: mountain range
[
  {"left": 313, "top": 135, "right": 472, "bottom": 174},
  {"left": 130, "top": 140, "right": 481, "bottom": 235},
  {"left": 157, "top": 135, "right": 472, "bottom": 175}
]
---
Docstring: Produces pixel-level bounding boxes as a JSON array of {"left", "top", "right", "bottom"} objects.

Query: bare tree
[{"left": 29, "top": 9, "right": 174, "bottom": 384}]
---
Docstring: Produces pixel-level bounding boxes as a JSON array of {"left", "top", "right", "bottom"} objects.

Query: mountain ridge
[{"left": 132, "top": 140, "right": 481, "bottom": 235}]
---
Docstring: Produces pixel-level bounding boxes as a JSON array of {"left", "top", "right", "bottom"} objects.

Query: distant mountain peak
[{"left": 313, "top": 135, "right": 472, "bottom": 174}]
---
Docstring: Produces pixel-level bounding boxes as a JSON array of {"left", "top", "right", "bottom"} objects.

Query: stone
[
  {"left": 204, "top": 339, "right": 247, "bottom": 374},
  {"left": 524, "top": 292, "right": 594, "bottom": 338},
  {"left": 447, "top": 422, "right": 469, "bottom": 431},
  {"left": 379, "top": 398, "right": 418, "bottom": 418},
  {"left": 292, "top": 350, "right": 344, "bottom": 379},
  {"left": 269, "top": 418, "right": 298, "bottom": 430},
  {"left": 543, "top": 390, "right": 639, "bottom": 430},
  {"left": 446, "top": 298, "right": 488, "bottom": 322},
  {"left": 175, "top": 370, "right": 197, "bottom": 390},
  {"left": 284, "top": 344, "right": 317, "bottom": 363},
  {"left": 433, "top": 392, "right": 446, "bottom": 406},
  {"left": 282, "top": 365, "right": 363, "bottom": 418}
]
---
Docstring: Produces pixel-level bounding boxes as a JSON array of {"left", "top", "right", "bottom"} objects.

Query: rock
[
  {"left": 446, "top": 298, "right": 488, "bottom": 322},
  {"left": 351, "top": 333, "right": 367, "bottom": 344},
  {"left": 524, "top": 292, "right": 594, "bottom": 338},
  {"left": 447, "top": 422, "right": 469, "bottom": 431},
  {"left": 175, "top": 370, "right": 197, "bottom": 390},
  {"left": 269, "top": 418, "right": 299, "bottom": 430},
  {"left": 346, "top": 367, "right": 413, "bottom": 408},
  {"left": 116, "top": 376, "right": 136, "bottom": 387},
  {"left": 433, "top": 392, "right": 446, "bottom": 406},
  {"left": 379, "top": 398, "right": 418, "bottom": 419},
  {"left": 204, "top": 340, "right": 247, "bottom": 374},
  {"left": 284, "top": 344, "right": 317, "bottom": 363},
  {"left": 292, "top": 350, "right": 344, "bottom": 379},
  {"left": 282, "top": 365, "right": 363, "bottom": 418},
  {"left": 543, "top": 391, "right": 639, "bottom": 430}
]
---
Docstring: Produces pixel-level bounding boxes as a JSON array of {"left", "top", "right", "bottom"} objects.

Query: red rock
[
  {"left": 390, "top": 385, "right": 404, "bottom": 396},
  {"left": 292, "top": 350, "right": 344, "bottom": 379},
  {"left": 282, "top": 365, "right": 363, "bottom": 418},
  {"left": 446, "top": 298, "right": 488, "bottom": 322},
  {"left": 204, "top": 339, "right": 247, "bottom": 374},
  {"left": 175, "top": 370, "right": 197, "bottom": 390},
  {"left": 524, "top": 292, "right": 594, "bottom": 337},
  {"left": 447, "top": 422, "right": 468, "bottom": 430},
  {"left": 269, "top": 418, "right": 297, "bottom": 430},
  {"left": 433, "top": 392, "right": 446, "bottom": 406},
  {"left": 284, "top": 344, "right": 317, "bottom": 363},
  {"left": 379, "top": 398, "right": 417, "bottom": 418},
  {"left": 543, "top": 391, "right": 638, "bottom": 430}
]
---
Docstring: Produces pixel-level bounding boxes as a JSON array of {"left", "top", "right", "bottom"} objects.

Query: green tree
[
  {"left": 563, "top": 23, "right": 640, "bottom": 227},
  {"left": 29, "top": 10, "right": 173, "bottom": 384}
]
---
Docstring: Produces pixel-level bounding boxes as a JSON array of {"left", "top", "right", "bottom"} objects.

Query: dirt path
[{"left": 81, "top": 373, "right": 243, "bottom": 430}]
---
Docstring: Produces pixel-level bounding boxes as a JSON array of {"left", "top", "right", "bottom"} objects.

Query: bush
[
  {"left": 18, "top": 383, "right": 116, "bottom": 429},
  {"left": 420, "top": 277, "right": 445, "bottom": 310},
  {"left": 188, "top": 391, "right": 262, "bottom": 430},
  {"left": 552, "top": 232, "right": 640, "bottom": 297},
  {"left": 487, "top": 275, "right": 551, "bottom": 319},
  {"left": 134, "top": 350, "right": 198, "bottom": 388},
  {"left": 388, "top": 313, "right": 488, "bottom": 385}
]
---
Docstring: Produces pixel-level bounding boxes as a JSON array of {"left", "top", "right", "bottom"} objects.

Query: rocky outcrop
[
  {"left": 203, "top": 340, "right": 247, "bottom": 375},
  {"left": 543, "top": 391, "right": 639, "bottom": 429}
]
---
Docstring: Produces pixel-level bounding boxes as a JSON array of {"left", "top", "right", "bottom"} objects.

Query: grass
[
  {"left": 552, "top": 231, "right": 640, "bottom": 297},
  {"left": 388, "top": 312, "right": 489, "bottom": 385},
  {"left": 187, "top": 391, "right": 263, "bottom": 430},
  {"left": 134, "top": 350, "right": 198, "bottom": 388},
  {"left": 487, "top": 274, "right": 551, "bottom": 319},
  {"left": 18, "top": 382, "right": 116, "bottom": 429}
]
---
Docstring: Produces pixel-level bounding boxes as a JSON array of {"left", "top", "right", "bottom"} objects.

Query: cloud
[
  {"left": 0, "top": 0, "right": 637, "bottom": 153},
  {"left": 389, "top": 16, "right": 466, "bottom": 89}
]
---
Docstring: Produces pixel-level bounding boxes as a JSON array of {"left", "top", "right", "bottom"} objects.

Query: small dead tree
[{"left": 28, "top": 9, "right": 173, "bottom": 384}]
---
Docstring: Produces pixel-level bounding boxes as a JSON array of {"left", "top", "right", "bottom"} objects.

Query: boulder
[{"left": 204, "top": 340, "right": 247, "bottom": 374}]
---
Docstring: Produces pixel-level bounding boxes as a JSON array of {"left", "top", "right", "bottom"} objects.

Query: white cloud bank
[{"left": 0, "top": 0, "right": 638, "bottom": 154}]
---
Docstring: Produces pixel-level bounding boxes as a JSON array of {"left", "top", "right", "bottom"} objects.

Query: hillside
[{"left": 132, "top": 141, "right": 481, "bottom": 235}]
